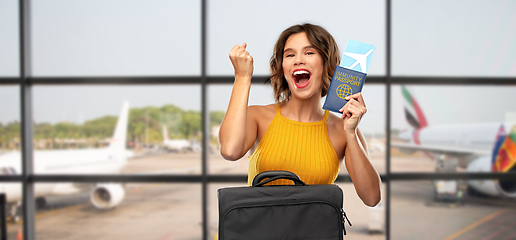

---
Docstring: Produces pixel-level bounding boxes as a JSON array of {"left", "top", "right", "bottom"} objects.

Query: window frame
[{"left": 1, "top": 0, "right": 515, "bottom": 239}]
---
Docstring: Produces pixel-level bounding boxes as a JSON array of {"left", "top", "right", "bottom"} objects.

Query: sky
[{"left": 1, "top": 0, "right": 516, "bottom": 134}]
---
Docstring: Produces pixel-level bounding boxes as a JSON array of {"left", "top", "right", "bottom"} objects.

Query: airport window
[
  {"left": 392, "top": 0, "right": 516, "bottom": 77},
  {"left": 0, "top": 86, "right": 20, "bottom": 158},
  {"left": 31, "top": 0, "right": 202, "bottom": 77},
  {"left": 206, "top": 0, "right": 387, "bottom": 76},
  {"left": 33, "top": 183, "right": 203, "bottom": 239},
  {"left": 0, "top": 0, "right": 20, "bottom": 77},
  {"left": 32, "top": 85, "right": 203, "bottom": 175},
  {"left": 1, "top": 1, "right": 516, "bottom": 240},
  {"left": 391, "top": 180, "right": 516, "bottom": 239},
  {"left": 390, "top": 85, "right": 516, "bottom": 173}
]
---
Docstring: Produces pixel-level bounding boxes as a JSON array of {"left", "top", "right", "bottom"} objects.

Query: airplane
[
  {"left": 342, "top": 48, "right": 374, "bottom": 73},
  {"left": 392, "top": 85, "right": 516, "bottom": 200},
  {"left": 162, "top": 125, "right": 194, "bottom": 153},
  {"left": 0, "top": 101, "right": 130, "bottom": 222}
]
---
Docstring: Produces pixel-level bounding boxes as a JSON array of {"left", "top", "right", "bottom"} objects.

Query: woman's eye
[
  {"left": 285, "top": 54, "right": 294, "bottom": 58},
  {"left": 306, "top": 52, "right": 314, "bottom": 55}
]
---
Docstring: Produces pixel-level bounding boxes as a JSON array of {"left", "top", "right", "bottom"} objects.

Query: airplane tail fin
[
  {"left": 491, "top": 124, "right": 506, "bottom": 170},
  {"left": 492, "top": 125, "right": 516, "bottom": 173},
  {"left": 401, "top": 85, "right": 428, "bottom": 129},
  {"left": 109, "top": 101, "right": 130, "bottom": 151},
  {"left": 163, "top": 125, "right": 169, "bottom": 142}
]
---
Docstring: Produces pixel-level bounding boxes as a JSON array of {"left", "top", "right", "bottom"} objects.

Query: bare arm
[
  {"left": 340, "top": 93, "right": 381, "bottom": 207},
  {"left": 344, "top": 128, "right": 381, "bottom": 206},
  {"left": 219, "top": 43, "right": 258, "bottom": 161}
]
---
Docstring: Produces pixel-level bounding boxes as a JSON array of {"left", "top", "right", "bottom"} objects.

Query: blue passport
[
  {"left": 323, "top": 40, "right": 375, "bottom": 113},
  {"left": 323, "top": 66, "right": 367, "bottom": 113}
]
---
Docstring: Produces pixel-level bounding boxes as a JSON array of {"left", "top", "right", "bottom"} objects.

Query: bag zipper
[
  {"left": 220, "top": 200, "right": 347, "bottom": 239},
  {"left": 340, "top": 208, "right": 352, "bottom": 235}
]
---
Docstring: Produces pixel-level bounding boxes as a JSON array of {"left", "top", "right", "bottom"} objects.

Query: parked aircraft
[
  {"left": 162, "top": 126, "right": 192, "bottom": 152},
  {"left": 0, "top": 101, "right": 130, "bottom": 222},
  {"left": 392, "top": 86, "right": 516, "bottom": 199}
]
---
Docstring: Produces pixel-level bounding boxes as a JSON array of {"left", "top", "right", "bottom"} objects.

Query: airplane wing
[
  {"left": 391, "top": 142, "right": 491, "bottom": 169},
  {"left": 391, "top": 142, "right": 490, "bottom": 157}
]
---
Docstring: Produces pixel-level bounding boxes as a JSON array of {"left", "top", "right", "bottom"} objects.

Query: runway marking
[
  {"left": 461, "top": 210, "right": 516, "bottom": 240},
  {"left": 483, "top": 218, "right": 516, "bottom": 240},
  {"left": 443, "top": 209, "right": 504, "bottom": 240}
]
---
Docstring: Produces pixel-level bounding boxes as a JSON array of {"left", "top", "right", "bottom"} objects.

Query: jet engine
[
  {"left": 466, "top": 156, "right": 516, "bottom": 198},
  {"left": 90, "top": 183, "right": 125, "bottom": 209}
]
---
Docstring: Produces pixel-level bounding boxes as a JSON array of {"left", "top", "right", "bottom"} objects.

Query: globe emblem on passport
[{"left": 336, "top": 84, "right": 353, "bottom": 99}]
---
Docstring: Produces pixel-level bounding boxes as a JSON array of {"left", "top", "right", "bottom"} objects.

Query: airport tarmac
[{"left": 4, "top": 151, "right": 516, "bottom": 240}]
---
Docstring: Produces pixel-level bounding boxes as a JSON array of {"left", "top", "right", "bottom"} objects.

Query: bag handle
[{"left": 252, "top": 171, "right": 307, "bottom": 187}]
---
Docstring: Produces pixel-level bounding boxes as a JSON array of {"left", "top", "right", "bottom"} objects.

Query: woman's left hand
[{"left": 339, "top": 92, "right": 367, "bottom": 133}]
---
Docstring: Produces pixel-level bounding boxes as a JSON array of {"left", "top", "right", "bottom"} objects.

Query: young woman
[{"left": 219, "top": 23, "right": 381, "bottom": 207}]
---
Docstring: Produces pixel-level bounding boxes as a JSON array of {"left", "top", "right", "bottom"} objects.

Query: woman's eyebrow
[{"left": 283, "top": 45, "right": 316, "bottom": 53}]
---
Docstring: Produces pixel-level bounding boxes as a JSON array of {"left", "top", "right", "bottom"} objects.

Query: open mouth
[{"left": 292, "top": 69, "right": 311, "bottom": 88}]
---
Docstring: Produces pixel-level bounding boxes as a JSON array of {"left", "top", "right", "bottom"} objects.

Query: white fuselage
[
  {"left": 397, "top": 122, "right": 516, "bottom": 198},
  {"left": 0, "top": 101, "right": 130, "bottom": 208},
  {"left": 399, "top": 122, "right": 516, "bottom": 152},
  {"left": 0, "top": 148, "right": 127, "bottom": 202}
]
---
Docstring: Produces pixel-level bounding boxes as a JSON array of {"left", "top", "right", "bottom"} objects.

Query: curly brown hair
[{"left": 268, "top": 23, "right": 340, "bottom": 103}]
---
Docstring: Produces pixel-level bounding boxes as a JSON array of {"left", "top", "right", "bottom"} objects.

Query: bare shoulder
[
  {"left": 326, "top": 112, "right": 366, "bottom": 160},
  {"left": 326, "top": 112, "right": 345, "bottom": 134},
  {"left": 248, "top": 104, "right": 276, "bottom": 122},
  {"left": 249, "top": 104, "right": 277, "bottom": 140}
]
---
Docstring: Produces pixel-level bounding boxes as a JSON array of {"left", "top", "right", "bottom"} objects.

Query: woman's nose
[{"left": 294, "top": 54, "right": 305, "bottom": 65}]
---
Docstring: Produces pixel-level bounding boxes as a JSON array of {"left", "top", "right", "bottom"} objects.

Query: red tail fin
[{"left": 402, "top": 85, "right": 428, "bottom": 129}]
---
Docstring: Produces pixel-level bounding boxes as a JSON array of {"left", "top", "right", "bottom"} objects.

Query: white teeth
[{"left": 293, "top": 70, "right": 310, "bottom": 76}]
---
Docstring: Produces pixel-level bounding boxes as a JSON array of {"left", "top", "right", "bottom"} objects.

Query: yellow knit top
[{"left": 248, "top": 104, "right": 340, "bottom": 186}]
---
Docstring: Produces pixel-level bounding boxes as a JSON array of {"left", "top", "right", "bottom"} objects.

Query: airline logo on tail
[
  {"left": 492, "top": 126, "right": 516, "bottom": 172},
  {"left": 402, "top": 85, "right": 428, "bottom": 130},
  {"left": 491, "top": 125, "right": 506, "bottom": 168}
]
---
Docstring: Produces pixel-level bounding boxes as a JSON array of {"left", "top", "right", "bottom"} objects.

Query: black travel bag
[{"left": 217, "top": 171, "right": 351, "bottom": 240}]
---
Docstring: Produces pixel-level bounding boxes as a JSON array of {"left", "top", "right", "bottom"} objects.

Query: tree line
[{"left": 0, "top": 104, "right": 225, "bottom": 150}]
